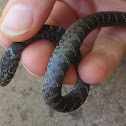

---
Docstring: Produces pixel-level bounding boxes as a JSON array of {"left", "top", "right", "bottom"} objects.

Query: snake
[{"left": 0, "top": 11, "right": 126, "bottom": 112}]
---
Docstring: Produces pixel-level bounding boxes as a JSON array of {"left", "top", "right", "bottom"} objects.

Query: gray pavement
[{"left": 0, "top": 1, "right": 126, "bottom": 126}]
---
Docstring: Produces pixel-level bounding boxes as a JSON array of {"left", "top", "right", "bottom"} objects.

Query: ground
[{"left": 0, "top": 1, "right": 126, "bottom": 126}]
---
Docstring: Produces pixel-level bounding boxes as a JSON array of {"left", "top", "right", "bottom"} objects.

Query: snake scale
[{"left": 0, "top": 11, "right": 126, "bottom": 112}]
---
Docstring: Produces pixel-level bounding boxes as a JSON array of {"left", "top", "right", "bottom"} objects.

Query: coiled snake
[{"left": 0, "top": 12, "right": 126, "bottom": 112}]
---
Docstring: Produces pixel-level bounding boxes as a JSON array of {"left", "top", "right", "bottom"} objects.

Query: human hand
[{"left": 0, "top": 0, "right": 126, "bottom": 85}]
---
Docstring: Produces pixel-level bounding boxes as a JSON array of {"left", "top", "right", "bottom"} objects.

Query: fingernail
[
  {"left": 1, "top": 4, "right": 33, "bottom": 36},
  {"left": 21, "top": 60, "right": 38, "bottom": 77},
  {"left": 0, "top": 43, "right": 6, "bottom": 49}
]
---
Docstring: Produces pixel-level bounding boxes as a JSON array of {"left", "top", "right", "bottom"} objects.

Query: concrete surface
[{"left": 0, "top": 1, "right": 126, "bottom": 126}]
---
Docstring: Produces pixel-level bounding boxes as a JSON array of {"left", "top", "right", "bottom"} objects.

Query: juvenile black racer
[{"left": 0, "top": 11, "right": 126, "bottom": 112}]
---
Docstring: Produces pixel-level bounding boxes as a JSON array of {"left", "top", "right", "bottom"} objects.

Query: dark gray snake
[{"left": 0, "top": 11, "right": 126, "bottom": 112}]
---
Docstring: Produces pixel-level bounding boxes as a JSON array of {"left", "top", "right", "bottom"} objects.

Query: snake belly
[{"left": 0, "top": 12, "right": 126, "bottom": 112}]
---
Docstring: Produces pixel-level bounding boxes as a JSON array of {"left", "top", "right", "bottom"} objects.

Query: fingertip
[
  {"left": 21, "top": 39, "right": 55, "bottom": 76},
  {"left": 21, "top": 39, "right": 77, "bottom": 85},
  {"left": 78, "top": 51, "right": 116, "bottom": 84},
  {"left": 47, "top": 1, "right": 77, "bottom": 29},
  {"left": 0, "top": 0, "right": 56, "bottom": 41},
  {"left": 63, "top": 65, "right": 77, "bottom": 85}
]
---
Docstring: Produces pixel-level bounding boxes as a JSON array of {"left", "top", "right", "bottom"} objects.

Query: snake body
[{"left": 0, "top": 12, "right": 126, "bottom": 112}]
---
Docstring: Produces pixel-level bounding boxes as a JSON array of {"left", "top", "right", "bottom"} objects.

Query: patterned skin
[{"left": 0, "top": 12, "right": 126, "bottom": 112}]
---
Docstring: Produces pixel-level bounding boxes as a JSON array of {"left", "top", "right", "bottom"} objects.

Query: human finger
[
  {"left": 78, "top": 27, "right": 126, "bottom": 84},
  {"left": 21, "top": 1, "right": 78, "bottom": 85},
  {"left": 0, "top": 0, "right": 56, "bottom": 43}
]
